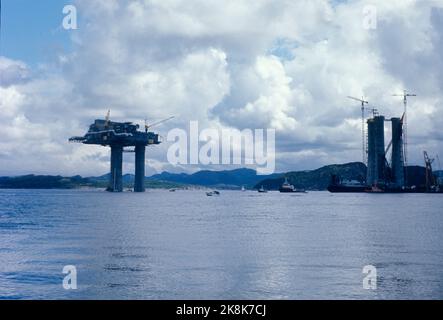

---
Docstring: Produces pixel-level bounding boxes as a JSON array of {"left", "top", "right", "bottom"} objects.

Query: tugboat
[
  {"left": 279, "top": 177, "right": 306, "bottom": 193},
  {"left": 258, "top": 185, "right": 267, "bottom": 193}
]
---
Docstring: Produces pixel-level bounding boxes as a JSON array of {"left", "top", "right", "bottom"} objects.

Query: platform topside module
[
  {"left": 70, "top": 119, "right": 160, "bottom": 146},
  {"left": 69, "top": 117, "right": 161, "bottom": 193}
]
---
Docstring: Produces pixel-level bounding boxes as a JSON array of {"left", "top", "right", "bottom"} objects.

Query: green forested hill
[{"left": 254, "top": 162, "right": 367, "bottom": 190}]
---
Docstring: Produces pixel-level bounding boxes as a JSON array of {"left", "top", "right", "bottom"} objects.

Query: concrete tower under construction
[
  {"left": 69, "top": 119, "right": 160, "bottom": 192},
  {"left": 366, "top": 115, "right": 385, "bottom": 186},
  {"left": 366, "top": 113, "right": 406, "bottom": 189}
]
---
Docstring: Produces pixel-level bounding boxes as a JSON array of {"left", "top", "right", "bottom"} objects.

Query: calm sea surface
[{"left": 0, "top": 189, "right": 442, "bottom": 300}]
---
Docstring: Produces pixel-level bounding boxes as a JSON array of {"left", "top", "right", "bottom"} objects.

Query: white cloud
[
  {"left": 0, "top": 57, "right": 30, "bottom": 87},
  {"left": 221, "top": 55, "right": 297, "bottom": 131},
  {"left": 1, "top": 0, "right": 443, "bottom": 176}
]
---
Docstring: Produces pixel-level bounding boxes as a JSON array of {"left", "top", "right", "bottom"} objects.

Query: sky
[{"left": 1, "top": 0, "right": 443, "bottom": 177}]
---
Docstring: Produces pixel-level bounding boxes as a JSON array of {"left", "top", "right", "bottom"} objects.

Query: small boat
[
  {"left": 241, "top": 186, "right": 246, "bottom": 191},
  {"left": 279, "top": 177, "right": 295, "bottom": 193},
  {"left": 206, "top": 191, "right": 220, "bottom": 196},
  {"left": 279, "top": 177, "right": 306, "bottom": 193},
  {"left": 258, "top": 185, "right": 267, "bottom": 193},
  {"left": 169, "top": 188, "right": 176, "bottom": 192}
]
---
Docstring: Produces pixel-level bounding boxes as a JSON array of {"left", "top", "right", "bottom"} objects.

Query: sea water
[{"left": 0, "top": 189, "right": 442, "bottom": 299}]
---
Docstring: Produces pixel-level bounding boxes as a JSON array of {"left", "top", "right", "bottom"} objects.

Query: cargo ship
[{"left": 328, "top": 174, "right": 443, "bottom": 193}]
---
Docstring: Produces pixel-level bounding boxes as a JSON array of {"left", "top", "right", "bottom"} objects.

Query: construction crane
[
  {"left": 393, "top": 90, "right": 416, "bottom": 174},
  {"left": 144, "top": 116, "right": 174, "bottom": 133},
  {"left": 423, "top": 151, "right": 436, "bottom": 192},
  {"left": 347, "top": 96, "right": 369, "bottom": 165}
]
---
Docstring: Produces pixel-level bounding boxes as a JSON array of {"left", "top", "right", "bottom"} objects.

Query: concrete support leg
[
  {"left": 134, "top": 145, "right": 146, "bottom": 192},
  {"left": 109, "top": 145, "right": 123, "bottom": 192}
]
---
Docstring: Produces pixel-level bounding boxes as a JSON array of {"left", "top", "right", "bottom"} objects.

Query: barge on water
[{"left": 328, "top": 174, "right": 443, "bottom": 194}]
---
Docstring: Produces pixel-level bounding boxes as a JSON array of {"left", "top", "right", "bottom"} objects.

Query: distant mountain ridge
[
  {"left": 255, "top": 162, "right": 367, "bottom": 191},
  {"left": 149, "top": 168, "right": 281, "bottom": 188},
  {"left": 254, "top": 163, "right": 436, "bottom": 190},
  {"left": 0, "top": 175, "right": 90, "bottom": 189},
  {"left": 0, "top": 168, "right": 277, "bottom": 190},
  {"left": 0, "top": 163, "right": 439, "bottom": 190},
  {"left": 0, "top": 174, "right": 187, "bottom": 190}
]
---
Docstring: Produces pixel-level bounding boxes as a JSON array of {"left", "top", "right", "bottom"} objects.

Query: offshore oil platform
[
  {"left": 69, "top": 112, "right": 172, "bottom": 192},
  {"left": 329, "top": 91, "right": 442, "bottom": 193}
]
